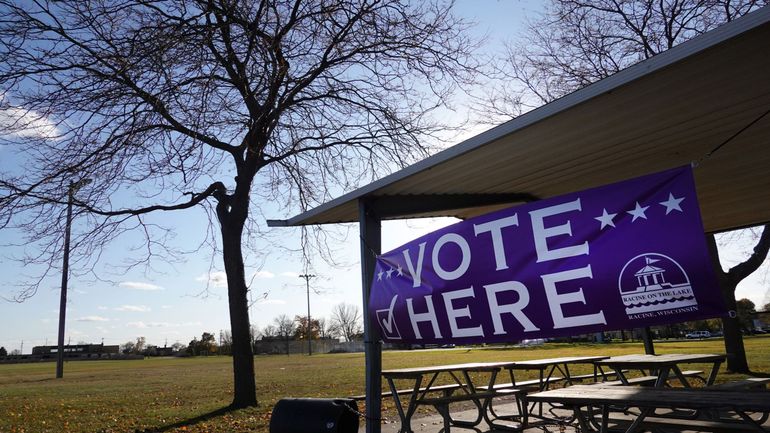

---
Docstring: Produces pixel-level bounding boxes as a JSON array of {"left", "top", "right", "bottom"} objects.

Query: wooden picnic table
[
  {"left": 379, "top": 356, "right": 612, "bottom": 432},
  {"left": 594, "top": 353, "right": 725, "bottom": 387},
  {"left": 504, "top": 355, "right": 611, "bottom": 390},
  {"left": 381, "top": 362, "right": 522, "bottom": 433},
  {"left": 491, "top": 355, "right": 610, "bottom": 422},
  {"left": 528, "top": 384, "right": 770, "bottom": 432}
]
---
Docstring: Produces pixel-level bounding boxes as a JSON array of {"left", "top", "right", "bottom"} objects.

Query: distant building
[{"left": 31, "top": 343, "right": 120, "bottom": 359}]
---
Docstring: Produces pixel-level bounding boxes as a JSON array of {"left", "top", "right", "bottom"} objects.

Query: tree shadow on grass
[
  {"left": 135, "top": 406, "right": 238, "bottom": 433},
  {"left": 19, "top": 377, "right": 56, "bottom": 384}
]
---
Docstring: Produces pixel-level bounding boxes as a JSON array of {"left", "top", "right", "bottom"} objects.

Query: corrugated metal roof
[{"left": 269, "top": 7, "right": 770, "bottom": 234}]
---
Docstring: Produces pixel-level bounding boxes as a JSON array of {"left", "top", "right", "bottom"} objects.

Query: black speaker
[{"left": 269, "top": 398, "right": 359, "bottom": 433}]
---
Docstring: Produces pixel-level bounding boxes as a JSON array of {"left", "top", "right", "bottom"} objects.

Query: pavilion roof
[{"left": 269, "top": 7, "right": 770, "bottom": 234}]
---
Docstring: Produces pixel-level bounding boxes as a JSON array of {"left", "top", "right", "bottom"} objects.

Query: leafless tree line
[{"left": 258, "top": 302, "right": 362, "bottom": 342}]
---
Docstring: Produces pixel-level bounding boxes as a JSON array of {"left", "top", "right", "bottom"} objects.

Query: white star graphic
[
  {"left": 627, "top": 202, "right": 649, "bottom": 222},
  {"left": 659, "top": 193, "right": 685, "bottom": 215},
  {"left": 386, "top": 267, "right": 395, "bottom": 279},
  {"left": 594, "top": 208, "right": 617, "bottom": 230},
  {"left": 377, "top": 269, "right": 384, "bottom": 281},
  {"left": 396, "top": 265, "right": 404, "bottom": 277}
]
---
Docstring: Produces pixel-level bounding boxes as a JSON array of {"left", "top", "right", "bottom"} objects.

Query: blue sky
[{"left": 1, "top": 0, "right": 768, "bottom": 354}]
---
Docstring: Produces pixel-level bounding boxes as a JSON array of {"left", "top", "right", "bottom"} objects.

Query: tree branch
[{"left": 727, "top": 224, "right": 770, "bottom": 285}]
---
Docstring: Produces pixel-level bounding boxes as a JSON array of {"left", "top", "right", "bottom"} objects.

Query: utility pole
[
  {"left": 298, "top": 274, "right": 315, "bottom": 356},
  {"left": 57, "top": 178, "right": 91, "bottom": 379}
]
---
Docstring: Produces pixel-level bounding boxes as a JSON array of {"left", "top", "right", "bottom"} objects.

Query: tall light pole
[
  {"left": 298, "top": 274, "right": 315, "bottom": 356},
  {"left": 56, "top": 178, "right": 91, "bottom": 379}
]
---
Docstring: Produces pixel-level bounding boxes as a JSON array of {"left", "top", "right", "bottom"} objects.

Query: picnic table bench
[
  {"left": 587, "top": 375, "right": 659, "bottom": 387},
  {"left": 527, "top": 384, "right": 770, "bottom": 432},
  {"left": 589, "top": 370, "right": 705, "bottom": 387},
  {"left": 707, "top": 377, "right": 770, "bottom": 390},
  {"left": 381, "top": 362, "right": 527, "bottom": 433},
  {"left": 348, "top": 382, "right": 465, "bottom": 401},
  {"left": 350, "top": 380, "right": 527, "bottom": 432}
]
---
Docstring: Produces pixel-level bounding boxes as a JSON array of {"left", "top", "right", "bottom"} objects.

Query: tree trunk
[
  {"left": 720, "top": 292, "right": 749, "bottom": 372},
  {"left": 705, "top": 228, "right": 770, "bottom": 374},
  {"left": 221, "top": 215, "right": 258, "bottom": 408}
]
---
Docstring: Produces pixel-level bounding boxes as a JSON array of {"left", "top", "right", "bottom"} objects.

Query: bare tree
[
  {"left": 483, "top": 0, "right": 765, "bottom": 119},
  {"left": 316, "top": 316, "right": 334, "bottom": 339},
  {"left": 171, "top": 341, "right": 186, "bottom": 352},
  {"left": 261, "top": 324, "right": 278, "bottom": 339},
  {"left": 486, "top": 0, "right": 768, "bottom": 374},
  {"left": 273, "top": 314, "right": 295, "bottom": 340},
  {"left": 133, "top": 336, "right": 146, "bottom": 354},
  {"left": 249, "top": 324, "right": 262, "bottom": 343},
  {"left": 330, "top": 302, "right": 362, "bottom": 341},
  {"left": 121, "top": 340, "right": 136, "bottom": 354},
  {"left": 220, "top": 329, "right": 233, "bottom": 355},
  {"left": 0, "top": 0, "right": 479, "bottom": 407},
  {"left": 273, "top": 313, "right": 295, "bottom": 356}
]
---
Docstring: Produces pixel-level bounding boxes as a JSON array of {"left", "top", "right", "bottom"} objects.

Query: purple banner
[{"left": 369, "top": 166, "right": 725, "bottom": 344}]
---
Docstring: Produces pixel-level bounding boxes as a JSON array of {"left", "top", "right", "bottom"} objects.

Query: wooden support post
[{"left": 359, "top": 199, "right": 382, "bottom": 433}]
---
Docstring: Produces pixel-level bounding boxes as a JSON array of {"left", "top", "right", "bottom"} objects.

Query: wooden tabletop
[
  {"left": 381, "top": 362, "right": 506, "bottom": 379},
  {"left": 382, "top": 356, "right": 611, "bottom": 378},
  {"left": 507, "top": 355, "right": 609, "bottom": 368},
  {"left": 528, "top": 384, "right": 770, "bottom": 411},
  {"left": 594, "top": 353, "right": 725, "bottom": 368}
]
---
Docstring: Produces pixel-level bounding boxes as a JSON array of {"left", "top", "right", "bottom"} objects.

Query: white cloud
[
  {"left": 258, "top": 299, "right": 287, "bottom": 306},
  {"left": 119, "top": 281, "right": 164, "bottom": 291},
  {"left": 75, "top": 316, "right": 109, "bottom": 322},
  {"left": 126, "top": 321, "right": 148, "bottom": 329},
  {"left": 0, "top": 102, "right": 59, "bottom": 140},
  {"left": 114, "top": 305, "right": 151, "bottom": 312},
  {"left": 252, "top": 270, "right": 275, "bottom": 279},
  {"left": 126, "top": 321, "right": 201, "bottom": 329},
  {"left": 196, "top": 271, "right": 228, "bottom": 288},
  {"left": 280, "top": 272, "right": 299, "bottom": 278},
  {"left": 161, "top": 305, "right": 173, "bottom": 309},
  {"left": 97, "top": 306, "right": 109, "bottom": 311}
]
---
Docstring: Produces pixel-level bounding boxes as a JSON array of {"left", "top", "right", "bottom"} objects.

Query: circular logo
[{"left": 617, "top": 253, "right": 697, "bottom": 316}]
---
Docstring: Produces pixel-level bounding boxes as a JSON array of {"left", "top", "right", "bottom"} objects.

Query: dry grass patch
[{"left": 1, "top": 336, "right": 768, "bottom": 433}]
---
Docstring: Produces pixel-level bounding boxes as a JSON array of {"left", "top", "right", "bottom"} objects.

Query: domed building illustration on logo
[{"left": 618, "top": 253, "right": 698, "bottom": 316}]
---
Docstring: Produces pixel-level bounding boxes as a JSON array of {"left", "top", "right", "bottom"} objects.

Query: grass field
[{"left": 1, "top": 336, "right": 768, "bottom": 433}]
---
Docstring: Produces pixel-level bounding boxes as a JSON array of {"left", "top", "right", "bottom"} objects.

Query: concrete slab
[
  {"left": 359, "top": 403, "right": 578, "bottom": 433},
  {"left": 358, "top": 402, "right": 770, "bottom": 433}
]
